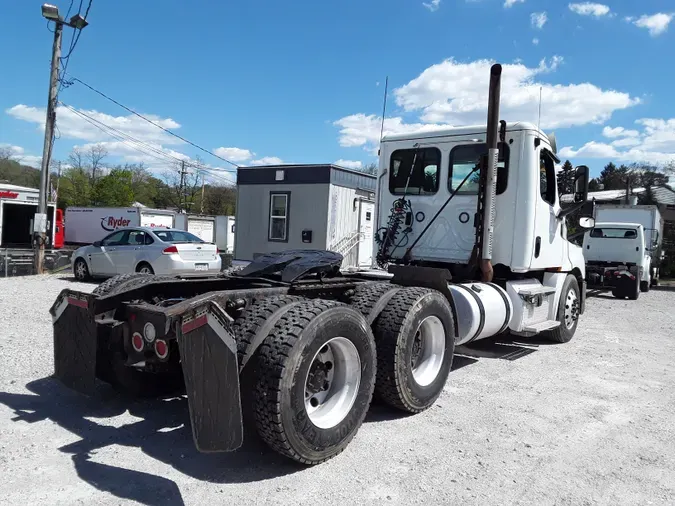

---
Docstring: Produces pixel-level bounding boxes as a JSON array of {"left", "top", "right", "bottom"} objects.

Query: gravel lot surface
[{"left": 1, "top": 274, "right": 674, "bottom": 506}]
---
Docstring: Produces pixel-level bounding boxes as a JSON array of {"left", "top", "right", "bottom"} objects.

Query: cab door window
[{"left": 539, "top": 149, "right": 557, "bottom": 205}]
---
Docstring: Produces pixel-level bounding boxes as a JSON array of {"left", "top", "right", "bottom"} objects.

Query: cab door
[{"left": 530, "top": 147, "right": 564, "bottom": 268}]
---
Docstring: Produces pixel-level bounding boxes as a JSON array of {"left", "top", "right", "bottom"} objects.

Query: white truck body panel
[
  {"left": 65, "top": 207, "right": 175, "bottom": 245},
  {"left": 583, "top": 222, "right": 645, "bottom": 265},
  {"left": 215, "top": 216, "right": 236, "bottom": 254},
  {"left": 187, "top": 217, "right": 216, "bottom": 243},
  {"left": 594, "top": 205, "right": 662, "bottom": 254}
]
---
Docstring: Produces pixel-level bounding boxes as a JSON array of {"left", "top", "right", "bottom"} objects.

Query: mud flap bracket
[{"left": 177, "top": 300, "right": 243, "bottom": 453}]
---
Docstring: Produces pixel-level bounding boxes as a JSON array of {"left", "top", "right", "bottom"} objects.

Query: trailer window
[
  {"left": 448, "top": 143, "right": 509, "bottom": 195},
  {"left": 590, "top": 228, "right": 638, "bottom": 239},
  {"left": 539, "top": 149, "right": 556, "bottom": 205},
  {"left": 269, "top": 192, "right": 290, "bottom": 242},
  {"left": 389, "top": 148, "right": 441, "bottom": 195}
]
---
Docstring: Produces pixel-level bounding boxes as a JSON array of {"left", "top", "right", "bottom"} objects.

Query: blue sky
[{"left": 1, "top": 0, "right": 674, "bottom": 184}]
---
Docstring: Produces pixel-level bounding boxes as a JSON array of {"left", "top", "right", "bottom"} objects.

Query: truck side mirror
[
  {"left": 574, "top": 165, "right": 590, "bottom": 203},
  {"left": 578, "top": 216, "right": 595, "bottom": 229}
]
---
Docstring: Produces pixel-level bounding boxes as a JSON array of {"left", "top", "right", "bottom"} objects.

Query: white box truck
[
  {"left": 593, "top": 204, "right": 663, "bottom": 284},
  {"left": 64, "top": 207, "right": 176, "bottom": 245},
  {"left": 215, "top": 215, "right": 235, "bottom": 254}
]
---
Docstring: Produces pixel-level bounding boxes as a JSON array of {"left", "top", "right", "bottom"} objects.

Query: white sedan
[{"left": 71, "top": 226, "right": 222, "bottom": 281}]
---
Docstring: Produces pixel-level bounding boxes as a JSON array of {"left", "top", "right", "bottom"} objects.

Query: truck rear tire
[
  {"left": 253, "top": 300, "right": 376, "bottom": 465},
  {"left": 347, "top": 281, "right": 400, "bottom": 325},
  {"left": 372, "top": 287, "right": 455, "bottom": 413},
  {"left": 640, "top": 280, "right": 650, "bottom": 293},
  {"left": 543, "top": 274, "right": 580, "bottom": 344},
  {"left": 92, "top": 272, "right": 151, "bottom": 296}
]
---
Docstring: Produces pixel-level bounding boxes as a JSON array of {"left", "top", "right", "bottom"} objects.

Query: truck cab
[
  {"left": 376, "top": 122, "right": 588, "bottom": 276},
  {"left": 583, "top": 222, "right": 651, "bottom": 298}
]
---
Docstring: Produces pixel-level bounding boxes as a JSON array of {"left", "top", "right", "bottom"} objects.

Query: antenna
[
  {"left": 379, "top": 76, "right": 389, "bottom": 145},
  {"left": 537, "top": 86, "right": 542, "bottom": 131}
]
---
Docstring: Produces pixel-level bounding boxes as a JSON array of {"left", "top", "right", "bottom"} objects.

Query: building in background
[{"left": 234, "top": 164, "right": 376, "bottom": 269}]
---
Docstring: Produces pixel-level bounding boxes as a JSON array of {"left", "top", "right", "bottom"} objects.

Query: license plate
[{"left": 195, "top": 263, "right": 208, "bottom": 271}]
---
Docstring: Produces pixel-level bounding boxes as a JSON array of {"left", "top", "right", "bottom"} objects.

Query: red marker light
[
  {"left": 154, "top": 339, "right": 169, "bottom": 359},
  {"left": 131, "top": 332, "right": 144, "bottom": 352}
]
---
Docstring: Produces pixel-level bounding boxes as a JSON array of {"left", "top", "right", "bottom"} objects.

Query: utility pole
[
  {"left": 179, "top": 160, "right": 187, "bottom": 213},
  {"left": 34, "top": 20, "right": 62, "bottom": 274},
  {"left": 201, "top": 173, "right": 205, "bottom": 214},
  {"left": 35, "top": 4, "right": 89, "bottom": 273}
]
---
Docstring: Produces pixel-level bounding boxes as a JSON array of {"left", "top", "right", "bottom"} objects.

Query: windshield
[
  {"left": 589, "top": 228, "right": 638, "bottom": 239},
  {"left": 153, "top": 230, "right": 205, "bottom": 243}
]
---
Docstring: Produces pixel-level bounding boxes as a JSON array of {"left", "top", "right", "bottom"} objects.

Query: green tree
[
  {"left": 57, "top": 167, "right": 92, "bottom": 208},
  {"left": 557, "top": 160, "right": 576, "bottom": 196},
  {"left": 597, "top": 162, "right": 630, "bottom": 190},
  {"left": 203, "top": 184, "right": 237, "bottom": 215},
  {"left": 92, "top": 169, "right": 134, "bottom": 207}
]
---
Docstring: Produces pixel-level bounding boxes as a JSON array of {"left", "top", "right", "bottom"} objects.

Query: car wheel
[
  {"left": 73, "top": 258, "right": 91, "bottom": 281},
  {"left": 136, "top": 262, "right": 154, "bottom": 275}
]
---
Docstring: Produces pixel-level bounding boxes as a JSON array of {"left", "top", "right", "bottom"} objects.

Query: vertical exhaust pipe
[{"left": 480, "top": 63, "right": 502, "bottom": 282}]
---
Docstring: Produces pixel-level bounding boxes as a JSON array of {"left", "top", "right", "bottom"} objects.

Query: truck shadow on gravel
[{"left": 0, "top": 378, "right": 305, "bottom": 506}]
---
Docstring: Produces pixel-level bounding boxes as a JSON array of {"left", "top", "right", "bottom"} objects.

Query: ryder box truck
[{"left": 64, "top": 207, "right": 176, "bottom": 245}]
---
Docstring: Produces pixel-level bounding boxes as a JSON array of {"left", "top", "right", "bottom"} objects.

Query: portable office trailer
[{"left": 234, "top": 164, "right": 376, "bottom": 268}]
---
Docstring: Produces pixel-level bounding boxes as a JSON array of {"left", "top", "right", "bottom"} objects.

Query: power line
[
  {"left": 65, "top": 73, "right": 240, "bottom": 168},
  {"left": 58, "top": 102, "right": 235, "bottom": 185}
]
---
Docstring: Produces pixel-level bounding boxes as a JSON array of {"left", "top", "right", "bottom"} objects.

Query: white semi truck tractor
[{"left": 49, "top": 64, "right": 596, "bottom": 465}]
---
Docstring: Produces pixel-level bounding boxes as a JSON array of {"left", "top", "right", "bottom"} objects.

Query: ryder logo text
[{"left": 101, "top": 216, "right": 132, "bottom": 231}]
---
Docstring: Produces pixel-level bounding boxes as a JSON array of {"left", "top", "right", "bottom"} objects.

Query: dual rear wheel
[{"left": 235, "top": 287, "right": 455, "bottom": 464}]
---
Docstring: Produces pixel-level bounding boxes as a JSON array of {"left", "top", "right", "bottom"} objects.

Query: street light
[
  {"left": 35, "top": 3, "right": 89, "bottom": 273},
  {"left": 41, "top": 3, "right": 61, "bottom": 21}
]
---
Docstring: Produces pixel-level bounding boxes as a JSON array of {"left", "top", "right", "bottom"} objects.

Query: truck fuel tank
[{"left": 447, "top": 282, "right": 512, "bottom": 345}]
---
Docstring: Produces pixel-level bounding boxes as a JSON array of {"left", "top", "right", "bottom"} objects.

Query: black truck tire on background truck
[
  {"left": 253, "top": 300, "right": 377, "bottom": 465},
  {"left": 640, "top": 280, "right": 650, "bottom": 293},
  {"left": 372, "top": 287, "right": 455, "bottom": 413},
  {"left": 544, "top": 274, "right": 580, "bottom": 344}
]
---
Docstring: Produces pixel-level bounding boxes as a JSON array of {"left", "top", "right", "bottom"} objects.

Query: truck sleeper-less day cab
[
  {"left": 583, "top": 222, "right": 651, "bottom": 299},
  {"left": 49, "top": 65, "right": 595, "bottom": 465}
]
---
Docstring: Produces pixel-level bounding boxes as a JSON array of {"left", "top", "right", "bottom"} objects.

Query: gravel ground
[{"left": 1, "top": 274, "right": 674, "bottom": 506}]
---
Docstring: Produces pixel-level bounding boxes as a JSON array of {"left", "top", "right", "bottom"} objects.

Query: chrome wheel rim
[
  {"left": 564, "top": 288, "right": 579, "bottom": 329},
  {"left": 75, "top": 261, "right": 87, "bottom": 279},
  {"left": 411, "top": 315, "right": 446, "bottom": 387},
  {"left": 304, "top": 337, "right": 361, "bottom": 429},
  {"left": 139, "top": 266, "right": 152, "bottom": 274}
]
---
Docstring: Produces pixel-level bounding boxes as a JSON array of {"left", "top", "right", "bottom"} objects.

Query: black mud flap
[
  {"left": 51, "top": 290, "right": 97, "bottom": 395},
  {"left": 177, "top": 300, "right": 243, "bottom": 453}
]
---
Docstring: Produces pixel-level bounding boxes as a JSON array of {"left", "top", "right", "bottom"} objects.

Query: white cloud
[
  {"left": 213, "top": 147, "right": 254, "bottom": 162},
  {"left": 504, "top": 0, "right": 525, "bottom": 7},
  {"left": 631, "top": 13, "right": 673, "bottom": 37},
  {"left": 423, "top": 0, "right": 441, "bottom": 12},
  {"left": 6, "top": 104, "right": 182, "bottom": 146},
  {"left": 568, "top": 3, "right": 611, "bottom": 17},
  {"left": 392, "top": 57, "right": 637, "bottom": 128},
  {"left": 561, "top": 117, "right": 675, "bottom": 165},
  {"left": 602, "top": 126, "right": 640, "bottom": 138},
  {"left": 531, "top": 12, "right": 548, "bottom": 29},
  {"left": 249, "top": 156, "right": 284, "bottom": 166},
  {"left": 611, "top": 137, "right": 642, "bottom": 148},
  {"left": 334, "top": 159, "right": 363, "bottom": 170},
  {"left": 0, "top": 144, "right": 42, "bottom": 168},
  {"left": 334, "top": 114, "right": 453, "bottom": 153},
  {"left": 532, "top": 38, "right": 539, "bottom": 45}
]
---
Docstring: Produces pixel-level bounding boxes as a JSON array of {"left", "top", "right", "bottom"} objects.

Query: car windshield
[
  {"left": 153, "top": 230, "right": 205, "bottom": 243},
  {"left": 590, "top": 228, "right": 638, "bottom": 239}
]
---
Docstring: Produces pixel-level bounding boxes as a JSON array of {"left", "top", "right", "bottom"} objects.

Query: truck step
[
  {"left": 523, "top": 320, "right": 561, "bottom": 333},
  {"left": 517, "top": 286, "right": 556, "bottom": 297}
]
